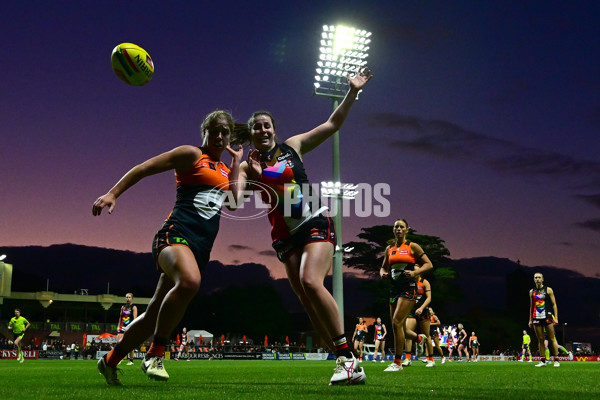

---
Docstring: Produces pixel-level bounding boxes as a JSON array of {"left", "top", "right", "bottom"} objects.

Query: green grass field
[{"left": 0, "top": 359, "right": 598, "bottom": 399}]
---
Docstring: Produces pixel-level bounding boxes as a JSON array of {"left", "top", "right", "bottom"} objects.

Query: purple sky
[{"left": 1, "top": 1, "right": 599, "bottom": 279}]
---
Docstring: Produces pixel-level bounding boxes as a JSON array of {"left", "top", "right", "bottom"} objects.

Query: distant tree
[{"left": 343, "top": 224, "right": 454, "bottom": 277}]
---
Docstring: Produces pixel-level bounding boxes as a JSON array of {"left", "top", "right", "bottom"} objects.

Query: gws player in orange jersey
[
  {"left": 469, "top": 332, "right": 480, "bottom": 362},
  {"left": 352, "top": 317, "right": 368, "bottom": 361},
  {"left": 428, "top": 308, "right": 446, "bottom": 364},
  {"left": 93, "top": 110, "right": 243, "bottom": 384},
  {"left": 403, "top": 271, "right": 434, "bottom": 367},
  {"left": 380, "top": 219, "right": 433, "bottom": 372}
]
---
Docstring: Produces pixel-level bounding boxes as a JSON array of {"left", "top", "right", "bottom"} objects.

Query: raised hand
[
  {"left": 226, "top": 144, "right": 244, "bottom": 166},
  {"left": 348, "top": 67, "right": 373, "bottom": 91},
  {"left": 246, "top": 149, "right": 263, "bottom": 181}
]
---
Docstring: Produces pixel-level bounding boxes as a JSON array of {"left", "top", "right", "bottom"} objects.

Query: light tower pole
[{"left": 313, "top": 25, "right": 371, "bottom": 327}]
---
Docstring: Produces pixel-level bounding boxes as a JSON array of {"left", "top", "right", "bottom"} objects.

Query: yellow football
[{"left": 111, "top": 43, "right": 154, "bottom": 86}]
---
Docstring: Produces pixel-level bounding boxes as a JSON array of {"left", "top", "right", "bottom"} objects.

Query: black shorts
[
  {"left": 272, "top": 215, "right": 335, "bottom": 262},
  {"left": 408, "top": 306, "right": 429, "bottom": 320},
  {"left": 532, "top": 315, "right": 555, "bottom": 326},
  {"left": 430, "top": 327, "right": 440, "bottom": 337},
  {"left": 152, "top": 216, "right": 219, "bottom": 272},
  {"left": 13, "top": 332, "right": 25, "bottom": 341},
  {"left": 389, "top": 280, "right": 417, "bottom": 303}
]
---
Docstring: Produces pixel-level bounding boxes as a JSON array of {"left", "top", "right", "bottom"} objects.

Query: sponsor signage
[
  {"left": 222, "top": 353, "right": 262, "bottom": 360},
  {"left": 305, "top": 353, "right": 329, "bottom": 361},
  {"left": 0, "top": 349, "right": 38, "bottom": 359},
  {"left": 39, "top": 350, "right": 64, "bottom": 359}
]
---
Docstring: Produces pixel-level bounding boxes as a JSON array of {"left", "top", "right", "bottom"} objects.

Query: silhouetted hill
[{"left": 1, "top": 245, "right": 599, "bottom": 349}]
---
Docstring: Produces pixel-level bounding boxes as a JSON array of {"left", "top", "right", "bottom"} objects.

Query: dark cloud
[
  {"left": 575, "top": 194, "right": 600, "bottom": 209},
  {"left": 381, "top": 22, "right": 456, "bottom": 49},
  {"left": 258, "top": 250, "right": 277, "bottom": 257},
  {"left": 373, "top": 112, "right": 600, "bottom": 189},
  {"left": 574, "top": 219, "right": 600, "bottom": 233}
]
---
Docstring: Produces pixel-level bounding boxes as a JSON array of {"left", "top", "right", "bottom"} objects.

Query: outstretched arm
[
  {"left": 92, "top": 145, "right": 200, "bottom": 216},
  {"left": 285, "top": 68, "right": 373, "bottom": 156}
]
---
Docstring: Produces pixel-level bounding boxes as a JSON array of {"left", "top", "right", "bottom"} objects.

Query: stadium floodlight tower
[{"left": 313, "top": 24, "right": 371, "bottom": 326}]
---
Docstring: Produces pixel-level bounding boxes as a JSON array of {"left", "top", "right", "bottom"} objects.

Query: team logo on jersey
[{"left": 276, "top": 151, "right": 293, "bottom": 162}]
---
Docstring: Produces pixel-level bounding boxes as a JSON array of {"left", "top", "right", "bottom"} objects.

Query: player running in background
[
  {"left": 380, "top": 218, "right": 433, "bottom": 372},
  {"left": 456, "top": 324, "right": 470, "bottom": 362},
  {"left": 428, "top": 308, "right": 446, "bottom": 364},
  {"left": 529, "top": 272, "right": 560, "bottom": 367},
  {"left": 403, "top": 272, "right": 433, "bottom": 367},
  {"left": 469, "top": 332, "right": 480, "bottom": 362},
  {"left": 352, "top": 318, "right": 368, "bottom": 361},
  {"left": 176, "top": 327, "right": 191, "bottom": 361},
  {"left": 117, "top": 293, "right": 138, "bottom": 365},
  {"left": 8, "top": 308, "right": 30, "bottom": 363},
  {"left": 372, "top": 317, "right": 387, "bottom": 363}
]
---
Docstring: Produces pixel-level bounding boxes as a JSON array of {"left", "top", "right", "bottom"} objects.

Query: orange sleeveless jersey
[
  {"left": 175, "top": 151, "right": 230, "bottom": 189},
  {"left": 387, "top": 241, "right": 416, "bottom": 266},
  {"left": 417, "top": 277, "right": 426, "bottom": 295}
]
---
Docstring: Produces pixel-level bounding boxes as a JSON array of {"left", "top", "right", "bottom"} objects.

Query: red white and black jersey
[{"left": 118, "top": 304, "right": 134, "bottom": 333}]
